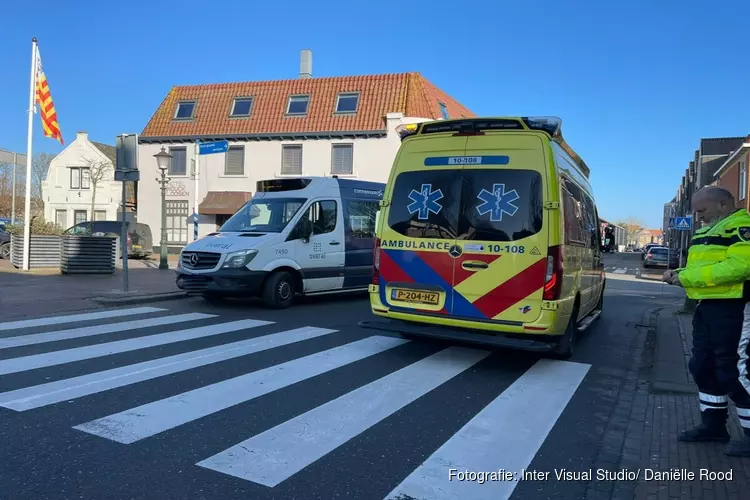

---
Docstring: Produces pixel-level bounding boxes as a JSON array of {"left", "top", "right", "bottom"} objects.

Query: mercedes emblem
[
  {"left": 449, "top": 245, "right": 463, "bottom": 258},
  {"left": 189, "top": 253, "right": 199, "bottom": 266}
]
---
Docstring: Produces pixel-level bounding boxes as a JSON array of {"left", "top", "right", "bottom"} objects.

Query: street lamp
[{"left": 154, "top": 147, "right": 172, "bottom": 270}]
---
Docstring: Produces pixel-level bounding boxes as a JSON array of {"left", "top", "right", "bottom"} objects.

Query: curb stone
[{"left": 90, "top": 291, "right": 188, "bottom": 305}]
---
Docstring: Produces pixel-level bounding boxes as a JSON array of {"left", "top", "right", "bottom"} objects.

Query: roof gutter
[
  {"left": 713, "top": 142, "right": 750, "bottom": 179},
  {"left": 138, "top": 129, "right": 388, "bottom": 144}
]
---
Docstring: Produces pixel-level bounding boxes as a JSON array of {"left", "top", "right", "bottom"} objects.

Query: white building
[
  {"left": 42, "top": 131, "right": 128, "bottom": 229},
  {"left": 136, "top": 50, "right": 474, "bottom": 253}
]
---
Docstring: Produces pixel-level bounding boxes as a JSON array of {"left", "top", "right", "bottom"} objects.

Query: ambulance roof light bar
[{"left": 396, "top": 117, "right": 564, "bottom": 142}]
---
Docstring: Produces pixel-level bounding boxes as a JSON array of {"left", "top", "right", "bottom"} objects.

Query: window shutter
[
  {"left": 225, "top": 146, "right": 244, "bottom": 175},
  {"left": 331, "top": 144, "right": 353, "bottom": 175},
  {"left": 282, "top": 146, "right": 302, "bottom": 175}
]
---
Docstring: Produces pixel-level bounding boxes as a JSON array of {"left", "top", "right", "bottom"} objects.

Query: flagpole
[{"left": 22, "top": 37, "right": 38, "bottom": 271}]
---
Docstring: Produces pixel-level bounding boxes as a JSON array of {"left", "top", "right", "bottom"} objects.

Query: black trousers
[{"left": 690, "top": 299, "right": 750, "bottom": 429}]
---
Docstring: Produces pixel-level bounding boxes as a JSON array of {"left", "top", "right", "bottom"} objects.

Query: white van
[{"left": 175, "top": 177, "right": 384, "bottom": 308}]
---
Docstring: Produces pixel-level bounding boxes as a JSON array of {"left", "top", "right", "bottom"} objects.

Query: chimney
[
  {"left": 76, "top": 131, "right": 88, "bottom": 141},
  {"left": 299, "top": 49, "right": 312, "bottom": 79}
]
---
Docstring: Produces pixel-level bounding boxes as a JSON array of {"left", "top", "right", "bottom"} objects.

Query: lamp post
[{"left": 154, "top": 147, "right": 172, "bottom": 270}]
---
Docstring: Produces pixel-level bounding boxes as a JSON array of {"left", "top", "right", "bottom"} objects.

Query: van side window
[
  {"left": 300, "top": 200, "right": 337, "bottom": 235},
  {"left": 561, "top": 178, "right": 585, "bottom": 245},
  {"left": 580, "top": 194, "right": 600, "bottom": 249},
  {"left": 346, "top": 200, "right": 378, "bottom": 238}
]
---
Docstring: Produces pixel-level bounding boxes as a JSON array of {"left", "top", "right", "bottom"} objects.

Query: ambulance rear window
[{"left": 387, "top": 169, "right": 543, "bottom": 242}]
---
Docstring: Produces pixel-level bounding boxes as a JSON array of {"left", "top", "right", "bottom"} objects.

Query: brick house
[
  {"left": 667, "top": 136, "right": 747, "bottom": 250},
  {"left": 714, "top": 135, "right": 750, "bottom": 207},
  {"left": 137, "top": 50, "right": 474, "bottom": 251}
]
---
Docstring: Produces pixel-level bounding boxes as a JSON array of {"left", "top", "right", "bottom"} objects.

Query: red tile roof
[{"left": 140, "top": 72, "right": 474, "bottom": 139}]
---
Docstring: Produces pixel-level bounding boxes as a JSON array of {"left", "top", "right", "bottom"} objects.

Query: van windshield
[
  {"left": 220, "top": 197, "right": 306, "bottom": 233},
  {"left": 386, "top": 169, "right": 543, "bottom": 242}
]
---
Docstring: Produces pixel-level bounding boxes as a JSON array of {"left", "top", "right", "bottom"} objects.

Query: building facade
[
  {"left": 714, "top": 136, "right": 750, "bottom": 208},
  {"left": 137, "top": 50, "right": 474, "bottom": 252},
  {"left": 41, "top": 131, "right": 123, "bottom": 229},
  {"left": 666, "top": 136, "right": 746, "bottom": 250}
]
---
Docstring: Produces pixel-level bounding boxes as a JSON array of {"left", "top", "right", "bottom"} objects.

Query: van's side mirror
[{"left": 300, "top": 219, "right": 314, "bottom": 243}]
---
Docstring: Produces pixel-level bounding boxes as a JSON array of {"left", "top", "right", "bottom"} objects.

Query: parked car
[
  {"left": 63, "top": 220, "right": 153, "bottom": 258},
  {"left": 643, "top": 246, "right": 677, "bottom": 268},
  {"left": 641, "top": 243, "right": 660, "bottom": 260},
  {"left": 0, "top": 226, "right": 10, "bottom": 260}
]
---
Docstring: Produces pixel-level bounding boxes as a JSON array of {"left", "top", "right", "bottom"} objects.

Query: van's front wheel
[{"left": 262, "top": 271, "right": 296, "bottom": 309}]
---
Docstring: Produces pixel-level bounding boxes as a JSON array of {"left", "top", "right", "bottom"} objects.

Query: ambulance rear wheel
[
  {"left": 262, "top": 271, "right": 295, "bottom": 309},
  {"left": 551, "top": 303, "right": 578, "bottom": 359}
]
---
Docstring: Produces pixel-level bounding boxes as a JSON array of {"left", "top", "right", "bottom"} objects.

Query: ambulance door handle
[
  {"left": 462, "top": 261, "right": 488, "bottom": 270},
  {"left": 329, "top": 241, "right": 340, "bottom": 246}
]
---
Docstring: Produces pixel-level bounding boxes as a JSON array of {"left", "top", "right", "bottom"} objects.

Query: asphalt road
[{"left": 0, "top": 268, "right": 684, "bottom": 500}]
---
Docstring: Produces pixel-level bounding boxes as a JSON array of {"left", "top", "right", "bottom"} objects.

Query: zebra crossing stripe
[
  {"left": 196, "top": 346, "right": 491, "bottom": 487},
  {"left": 0, "top": 307, "right": 166, "bottom": 332},
  {"left": 0, "top": 326, "right": 353, "bottom": 412},
  {"left": 0, "top": 313, "right": 215, "bottom": 350},
  {"left": 383, "top": 359, "right": 590, "bottom": 500},
  {"left": 73, "top": 335, "right": 408, "bottom": 444},
  {"left": 0, "top": 319, "right": 273, "bottom": 376}
]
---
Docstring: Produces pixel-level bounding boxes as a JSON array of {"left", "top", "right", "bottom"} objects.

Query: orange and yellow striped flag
[{"left": 34, "top": 47, "right": 64, "bottom": 145}]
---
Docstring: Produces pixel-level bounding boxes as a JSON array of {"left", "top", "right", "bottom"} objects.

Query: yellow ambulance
[{"left": 360, "top": 117, "right": 605, "bottom": 358}]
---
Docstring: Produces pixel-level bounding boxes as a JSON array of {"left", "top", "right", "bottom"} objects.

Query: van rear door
[
  {"left": 377, "top": 136, "right": 467, "bottom": 316},
  {"left": 451, "top": 135, "right": 549, "bottom": 324}
]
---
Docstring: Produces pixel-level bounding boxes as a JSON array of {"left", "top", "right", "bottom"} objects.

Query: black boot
[
  {"left": 725, "top": 427, "right": 750, "bottom": 457},
  {"left": 679, "top": 410, "right": 730, "bottom": 443}
]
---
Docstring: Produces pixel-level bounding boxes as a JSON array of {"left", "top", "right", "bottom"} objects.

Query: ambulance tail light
[
  {"left": 372, "top": 237, "right": 381, "bottom": 285},
  {"left": 543, "top": 245, "right": 563, "bottom": 300}
]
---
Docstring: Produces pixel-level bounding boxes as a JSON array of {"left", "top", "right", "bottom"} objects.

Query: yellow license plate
[
  {"left": 133, "top": 245, "right": 142, "bottom": 249},
  {"left": 391, "top": 289, "right": 439, "bottom": 305}
]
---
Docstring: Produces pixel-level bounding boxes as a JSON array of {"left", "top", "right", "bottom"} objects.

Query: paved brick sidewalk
[
  {"left": 637, "top": 307, "right": 750, "bottom": 499},
  {"left": 0, "top": 259, "right": 182, "bottom": 321}
]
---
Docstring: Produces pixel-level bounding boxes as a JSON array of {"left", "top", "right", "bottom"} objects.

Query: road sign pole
[
  {"left": 11, "top": 153, "right": 16, "bottom": 225},
  {"left": 194, "top": 141, "right": 199, "bottom": 241}
]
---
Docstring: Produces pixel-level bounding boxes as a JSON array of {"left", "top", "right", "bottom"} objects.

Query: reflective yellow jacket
[{"left": 678, "top": 209, "right": 750, "bottom": 299}]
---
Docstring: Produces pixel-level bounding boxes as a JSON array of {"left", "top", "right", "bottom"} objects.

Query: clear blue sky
[{"left": 1, "top": 0, "right": 748, "bottom": 229}]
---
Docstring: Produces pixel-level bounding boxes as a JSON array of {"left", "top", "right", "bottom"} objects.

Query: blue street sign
[
  {"left": 198, "top": 140, "right": 229, "bottom": 155},
  {"left": 667, "top": 217, "right": 675, "bottom": 229},
  {"left": 674, "top": 216, "right": 692, "bottom": 230}
]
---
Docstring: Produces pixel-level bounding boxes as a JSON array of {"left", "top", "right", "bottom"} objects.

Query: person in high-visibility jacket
[{"left": 664, "top": 186, "right": 750, "bottom": 457}]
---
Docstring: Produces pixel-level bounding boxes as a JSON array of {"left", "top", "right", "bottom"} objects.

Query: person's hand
[{"left": 663, "top": 270, "right": 676, "bottom": 283}]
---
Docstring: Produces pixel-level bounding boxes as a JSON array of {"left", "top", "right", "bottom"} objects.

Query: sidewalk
[
  {"left": 0, "top": 256, "right": 185, "bottom": 321},
  {"left": 636, "top": 306, "right": 750, "bottom": 499}
]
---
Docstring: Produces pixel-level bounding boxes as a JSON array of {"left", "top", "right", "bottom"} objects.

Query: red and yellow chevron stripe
[{"left": 34, "top": 48, "right": 63, "bottom": 145}]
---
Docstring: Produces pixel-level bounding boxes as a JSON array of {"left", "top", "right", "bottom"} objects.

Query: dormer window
[
  {"left": 230, "top": 97, "right": 254, "bottom": 117},
  {"left": 286, "top": 95, "right": 310, "bottom": 115},
  {"left": 174, "top": 100, "right": 196, "bottom": 120},
  {"left": 439, "top": 102, "right": 449, "bottom": 120},
  {"left": 335, "top": 92, "right": 359, "bottom": 114}
]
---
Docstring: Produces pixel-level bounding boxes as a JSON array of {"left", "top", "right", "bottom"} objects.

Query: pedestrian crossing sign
[{"left": 674, "top": 216, "right": 692, "bottom": 230}]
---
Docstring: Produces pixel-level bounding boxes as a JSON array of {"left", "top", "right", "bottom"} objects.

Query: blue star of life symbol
[
  {"left": 407, "top": 183, "right": 444, "bottom": 220},
  {"left": 476, "top": 183, "right": 520, "bottom": 222}
]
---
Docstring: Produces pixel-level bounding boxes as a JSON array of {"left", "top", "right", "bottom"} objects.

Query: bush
[{"left": 6, "top": 218, "right": 64, "bottom": 236}]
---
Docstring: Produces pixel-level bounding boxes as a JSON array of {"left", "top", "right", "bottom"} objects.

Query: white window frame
[
  {"left": 331, "top": 144, "right": 354, "bottom": 176},
  {"left": 740, "top": 160, "right": 747, "bottom": 201},
  {"left": 70, "top": 167, "right": 90, "bottom": 190},
  {"left": 230, "top": 97, "right": 254, "bottom": 117},
  {"left": 168, "top": 147, "right": 188, "bottom": 177},
  {"left": 335, "top": 92, "right": 359, "bottom": 114},
  {"left": 223, "top": 145, "right": 246, "bottom": 176},
  {"left": 165, "top": 200, "right": 189, "bottom": 244},
  {"left": 286, "top": 95, "right": 310, "bottom": 116},
  {"left": 280, "top": 144, "right": 303, "bottom": 176},
  {"left": 173, "top": 100, "right": 196, "bottom": 121}
]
